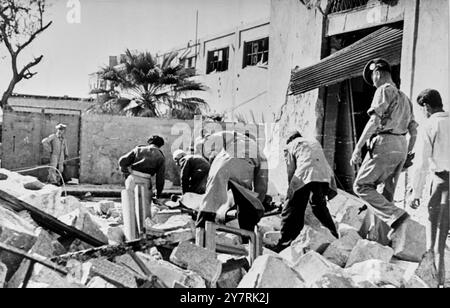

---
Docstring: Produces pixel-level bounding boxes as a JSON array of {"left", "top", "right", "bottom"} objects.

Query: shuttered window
[{"left": 290, "top": 26, "right": 403, "bottom": 95}]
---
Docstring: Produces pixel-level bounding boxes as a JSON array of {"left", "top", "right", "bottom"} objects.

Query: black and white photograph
[{"left": 0, "top": 0, "right": 449, "bottom": 293}]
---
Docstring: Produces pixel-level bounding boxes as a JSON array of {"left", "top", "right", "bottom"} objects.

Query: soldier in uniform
[{"left": 351, "top": 58, "right": 418, "bottom": 238}]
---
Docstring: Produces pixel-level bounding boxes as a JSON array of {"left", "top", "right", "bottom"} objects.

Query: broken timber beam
[
  {"left": 0, "top": 189, "right": 106, "bottom": 247},
  {"left": 0, "top": 242, "right": 68, "bottom": 276}
]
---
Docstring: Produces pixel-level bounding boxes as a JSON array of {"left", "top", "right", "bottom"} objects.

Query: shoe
[{"left": 388, "top": 213, "right": 411, "bottom": 240}]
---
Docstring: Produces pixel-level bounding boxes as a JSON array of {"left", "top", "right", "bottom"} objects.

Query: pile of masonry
[{"left": 0, "top": 168, "right": 448, "bottom": 288}]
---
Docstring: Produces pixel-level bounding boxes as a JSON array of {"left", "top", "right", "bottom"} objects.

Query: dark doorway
[{"left": 322, "top": 23, "right": 403, "bottom": 193}]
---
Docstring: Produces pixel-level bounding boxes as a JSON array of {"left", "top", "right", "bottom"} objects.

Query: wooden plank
[
  {"left": 0, "top": 242, "right": 68, "bottom": 276},
  {"left": 0, "top": 189, "right": 106, "bottom": 247}
]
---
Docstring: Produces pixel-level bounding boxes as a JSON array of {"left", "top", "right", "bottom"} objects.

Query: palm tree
[{"left": 88, "top": 49, "right": 208, "bottom": 119}]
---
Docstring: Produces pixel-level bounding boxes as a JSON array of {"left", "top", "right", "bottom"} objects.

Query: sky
[{"left": 0, "top": 0, "right": 270, "bottom": 98}]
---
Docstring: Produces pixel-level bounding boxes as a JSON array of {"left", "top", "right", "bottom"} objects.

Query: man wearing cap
[
  {"left": 409, "top": 89, "right": 450, "bottom": 287},
  {"left": 42, "top": 124, "right": 69, "bottom": 186},
  {"left": 351, "top": 58, "right": 418, "bottom": 236},
  {"left": 173, "top": 149, "right": 210, "bottom": 194},
  {"left": 274, "top": 130, "right": 338, "bottom": 252},
  {"left": 119, "top": 135, "right": 166, "bottom": 218}
]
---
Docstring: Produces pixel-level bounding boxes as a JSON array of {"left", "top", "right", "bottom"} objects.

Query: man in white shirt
[{"left": 410, "top": 89, "right": 450, "bottom": 287}]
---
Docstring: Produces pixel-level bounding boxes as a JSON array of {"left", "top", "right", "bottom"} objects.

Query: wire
[{"left": 10, "top": 157, "right": 81, "bottom": 198}]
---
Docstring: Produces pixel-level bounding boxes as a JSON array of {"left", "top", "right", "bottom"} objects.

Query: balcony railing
[{"left": 329, "top": 0, "right": 370, "bottom": 13}]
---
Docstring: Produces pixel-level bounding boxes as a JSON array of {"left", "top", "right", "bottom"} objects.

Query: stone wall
[
  {"left": 265, "top": 0, "right": 327, "bottom": 196},
  {"left": 80, "top": 114, "right": 194, "bottom": 185}
]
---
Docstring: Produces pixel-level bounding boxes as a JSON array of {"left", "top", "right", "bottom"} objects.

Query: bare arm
[
  {"left": 355, "top": 115, "right": 379, "bottom": 152},
  {"left": 118, "top": 149, "right": 136, "bottom": 175}
]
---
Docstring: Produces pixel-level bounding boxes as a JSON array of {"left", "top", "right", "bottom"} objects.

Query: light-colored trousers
[
  {"left": 354, "top": 134, "right": 407, "bottom": 227},
  {"left": 125, "top": 173, "right": 152, "bottom": 220}
]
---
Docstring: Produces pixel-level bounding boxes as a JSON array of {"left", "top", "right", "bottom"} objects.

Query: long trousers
[
  {"left": 427, "top": 171, "right": 450, "bottom": 286},
  {"left": 279, "top": 182, "right": 338, "bottom": 247}
]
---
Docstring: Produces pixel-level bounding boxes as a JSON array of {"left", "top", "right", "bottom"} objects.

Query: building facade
[{"left": 265, "top": 0, "right": 449, "bottom": 196}]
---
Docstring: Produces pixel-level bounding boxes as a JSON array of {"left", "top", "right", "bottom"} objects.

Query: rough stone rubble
[{"left": 0, "top": 168, "right": 445, "bottom": 288}]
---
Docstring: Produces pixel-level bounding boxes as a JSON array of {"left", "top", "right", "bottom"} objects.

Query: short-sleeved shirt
[{"left": 368, "top": 83, "right": 418, "bottom": 135}]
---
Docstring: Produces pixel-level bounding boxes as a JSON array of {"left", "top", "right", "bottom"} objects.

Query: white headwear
[{"left": 172, "top": 149, "right": 187, "bottom": 161}]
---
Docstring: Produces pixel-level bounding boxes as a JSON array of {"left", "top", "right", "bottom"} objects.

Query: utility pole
[{"left": 194, "top": 10, "right": 199, "bottom": 69}]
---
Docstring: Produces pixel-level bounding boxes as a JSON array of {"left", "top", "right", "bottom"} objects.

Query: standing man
[
  {"left": 119, "top": 135, "right": 166, "bottom": 219},
  {"left": 275, "top": 131, "right": 339, "bottom": 252},
  {"left": 42, "top": 123, "right": 69, "bottom": 186},
  {"left": 196, "top": 133, "right": 268, "bottom": 232},
  {"left": 351, "top": 58, "right": 418, "bottom": 236},
  {"left": 172, "top": 149, "right": 210, "bottom": 194},
  {"left": 409, "top": 89, "right": 450, "bottom": 287}
]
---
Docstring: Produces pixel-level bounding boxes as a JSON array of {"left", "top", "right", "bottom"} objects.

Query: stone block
[
  {"left": 19, "top": 263, "right": 77, "bottom": 288},
  {"left": 170, "top": 241, "right": 222, "bottom": 287},
  {"left": 328, "top": 190, "right": 367, "bottom": 231},
  {"left": 238, "top": 255, "right": 305, "bottom": 288},
  {"left": 391, "top": 219, "right": 427, "bottom": 262},
  {"left": 0, "top": 262, "right": 6, "bottom": 288},
  {"left": 58, "top": 208, "right": 108, "bottom": 250},
  {"left": 292, "top": 225, "right": 336, "bottom": 256},
  {"left": 136, "top": 252, "right": 206, "bottom": 288},
  {"left": 0, "top": 206, "right": 37, "bottom": 281},
  {"left": 415, "top": 251, "right": 439, "bottom": 288},
  {"left": 164, "top": 229, "right": 195, "bottom": 244},
  {"left": 82, "top": 259, "right": 138, "bottom": 288},
  {"left": 292, "top": 251, "right": 341, "bottom": 286},
  {"left": 312, "top": 272, "right": 357, "bottom": 288},
  {"left": 216, "top": 232, "right": 243, "bottom": 247},
  {"left": 87, "top": 276, "right": 117, "bottom": 288},
  {"left": 8, "top": 229, "right": 66, "bottom": 288},
  {"left": 0, "top": 169, "right": 63, "bottom": 218},
  {"left": 258, "top": 216, "right": 282, "bottom": 235},
  {"left": 151, "top": 215, "right": 194, "bottom": 232},
  {"left": 323, "top": 229, "right": 362, "bottom": 267},
  {"left": 263, "top": 231, "right": 281, "bottom": 247},
  {"left": 346, "top": 240, "right": 394, "bottom": 268},
  {"left": 345, "top": 260, "right": 406, "bottom": 288},
  {"left": 114, "top": 254, "right": 145, "bottom": 276},
  {"left": 94, "top": 200, "right": 114, "bottom": 216},
  {"left": 217, "top": 268, "right": 245, "bottom": 289},
  {"left": 107, "top": 227, "right": 125, "bottom": 245},
  {"left": 390, "top": 259, "right": 419, "bottom": 282},
  {"left": 153, "top": 210, "right": 183, "bottom": 224},
  {"left": 55, "top": 196, "right": 82, "bottom": 218},
  {"left": 405, "top": 275, "right": 429, "bottom": 288}
]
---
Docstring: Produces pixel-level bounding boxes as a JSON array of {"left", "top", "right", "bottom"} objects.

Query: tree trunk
[{"left": 1, "top": 77, "right": 18, "bottom": 110}]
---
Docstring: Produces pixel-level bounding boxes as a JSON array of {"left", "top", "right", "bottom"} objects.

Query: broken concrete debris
[
  {"left": 238, "top": 255, "right": 306, "bottom": 288},
  {"left": 170, "top": 241, "right": 222, "bottom": 287},
  {"left": 345, "top": 239, "right": 394, "bottom": 268},
  {"left": 0, "top": 169, "right": 444, "bottom": 289}
]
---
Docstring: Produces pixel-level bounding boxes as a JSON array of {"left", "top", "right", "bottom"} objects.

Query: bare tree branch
[
  {"left": 17, "top": 20, "right": 52, "bottom": 53},
  {"left": 18, "top": 55, "right": 43, "bottom": 80},
  {"left": 0, "top": 0, "right": 52, "bottom": 108}
]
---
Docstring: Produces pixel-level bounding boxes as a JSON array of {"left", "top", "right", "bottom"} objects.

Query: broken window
[
  {"left": 243, "top": 37, "right": 269, "bottom": 68},
  {"left": 206, "top": 47, "right": 229, "bottom": 74}
]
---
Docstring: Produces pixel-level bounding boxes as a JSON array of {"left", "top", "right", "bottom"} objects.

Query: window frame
[
  {"left": 206, "top": 47, "right": 230, "bottom": 74},
  {"left": 242, "top": 37, "right": 269, "bottom": 68}
]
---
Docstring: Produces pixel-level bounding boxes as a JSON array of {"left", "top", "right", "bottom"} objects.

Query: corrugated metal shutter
[{"left": 290, "top": 26, "right": 403, "bottom": 95}]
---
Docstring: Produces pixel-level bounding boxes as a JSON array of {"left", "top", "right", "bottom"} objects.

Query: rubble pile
[{"left": 0, "top": 169, "right": 439, "bottom": 288}]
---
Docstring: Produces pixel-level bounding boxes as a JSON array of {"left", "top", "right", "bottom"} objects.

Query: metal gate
[{"left": 2, "top": 108, "right": 81, "bottom": 183}]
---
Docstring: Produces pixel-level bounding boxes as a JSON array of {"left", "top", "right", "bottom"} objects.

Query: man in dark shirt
[
  {"left": 119, "top": 135, "right": 166, "bottom": 219},
  {"left": 173, "top": 149, "right": 210, "bottom": 195}
]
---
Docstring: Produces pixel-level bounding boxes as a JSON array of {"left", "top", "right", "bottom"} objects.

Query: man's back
[
  {"left": 424, "top": 112, "right": 450, "bottom": 172},
  {"left": 119, "top": 145, "right": 165, "bottom": 176},
  {"left": 369, "top": 83, "right": 416, "bottom": 135}
]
